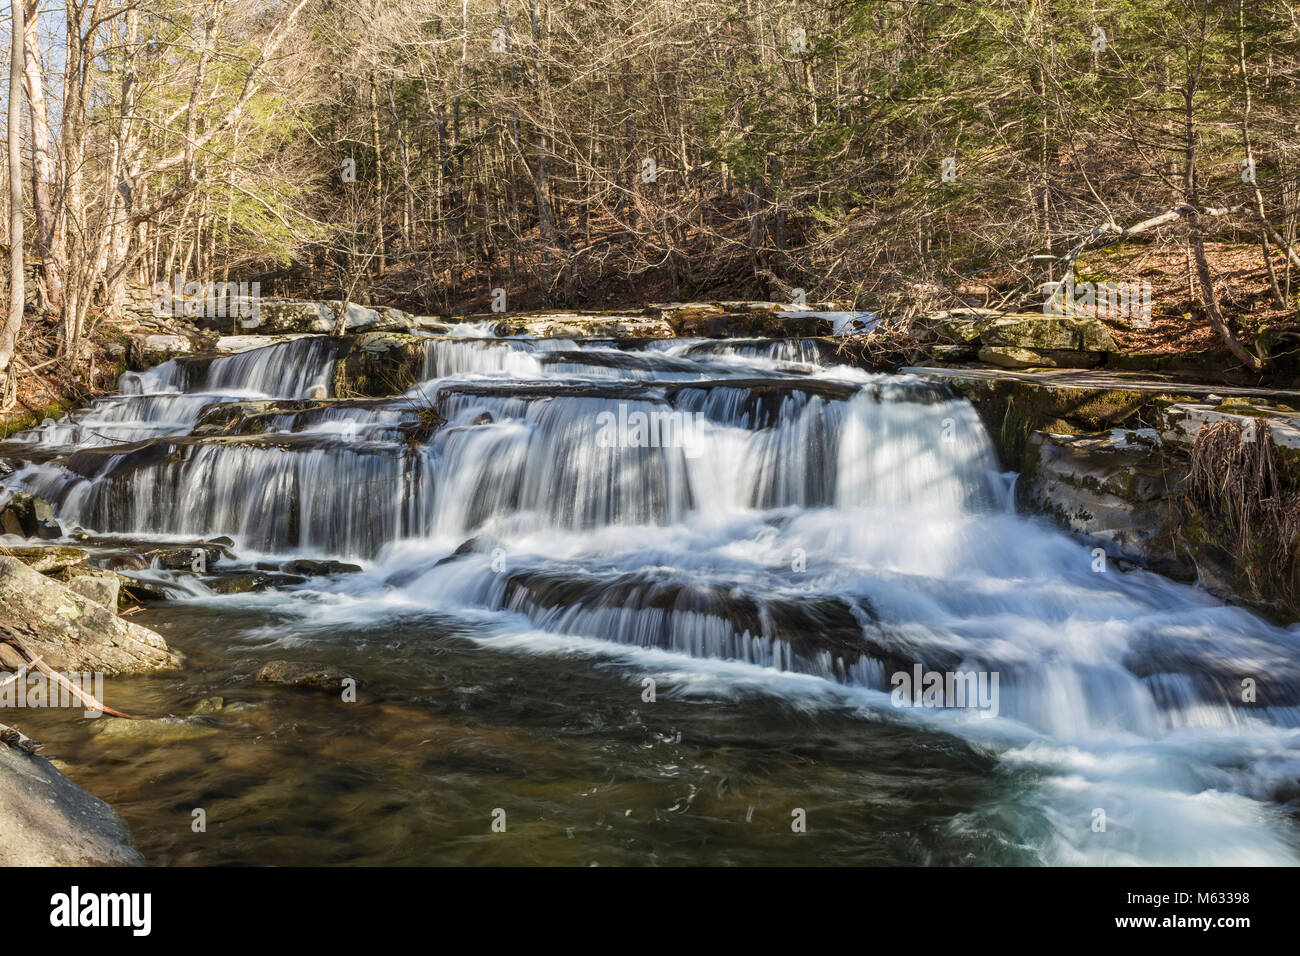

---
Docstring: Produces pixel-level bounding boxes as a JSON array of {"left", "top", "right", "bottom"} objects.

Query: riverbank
[{"left": 0, "top": 535, "right": 180, "bottom": 864}]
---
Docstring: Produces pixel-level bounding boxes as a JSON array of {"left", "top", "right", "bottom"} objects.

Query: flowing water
[{"left": 3, "top": 330, "right": 1299, "bottom": 865}]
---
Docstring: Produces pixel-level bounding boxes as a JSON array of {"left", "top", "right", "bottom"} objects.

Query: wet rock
[
  {"left": 0, "top": 556, "right": 180, "bottom": 674},
  {"left": 87, "top": 716, "right": 220, "bottom": 743},
  {"left": 1017, "top": 429, "right": 1191, "bottom": 577},
  {"left": 114, "top": 573, "right": 176, "bottom": 603},
  {"left": 332, "top": 332, "right": 427, "bottom": 396},
  {"left": 191, "top": 697, "right": 224, "bottom": 715},
  {"left": 0, "top": 492, "right": 62, "bottom": 539},
  {"left": 143, "top": 545, "right": 224, "bottom": 571},
  {"left": 257, "top": 660, "right": 355, "bottom": 691},
  {"left": 5, "top": 546, "right": 89, "bottom": 574},
  {"left": 206, "top": 571, "right": 307, "bottom": 594},
  {"left": 0, "top": 720, "right": 145, "bottom": 865},
  {"left": 281, "top": 559, "right": 362, "bottom": 576},
  {"left": 67, "top": 570, "right": 121, "bottom": 610},
  {"left": 213, "top": 333, "right": 318, "bottom": 353}
]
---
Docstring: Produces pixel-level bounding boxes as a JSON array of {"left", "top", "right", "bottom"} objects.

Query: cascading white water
[
  {"left": 3, "top": 329, "right": 1298, "bottom": 864},
  {"left": 9, "top": 337, "right": 341, "bottom": 448}
]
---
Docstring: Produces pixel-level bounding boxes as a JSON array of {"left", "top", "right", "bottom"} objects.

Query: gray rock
[
  {"left": 0, "top": 721, "right": 145, "bottom": 865},
  {"left": 242, "top": 300, "right": 414, "bottom": 334},
  {"left": 0, "top": 557, "right": 180, "bottom": 674},
  {"left": 67, "top": 570, "right": 121, "bottom": 610}
]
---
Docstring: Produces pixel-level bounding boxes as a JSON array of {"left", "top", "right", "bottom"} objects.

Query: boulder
[
  {"left": 979, "top": 315, "right": 1116, "bottom": 352},
  {"left": 0, "top": 557, "right": 180, "bottom": 674},
  {"left": 332, "top": 332, "right": 428, "bottom": 397},
  {"left": 0, "top": 722, "right": 145, "bottom": 865},
  {"left": 206, "top": 571, "right": 307, "bottom": 594},
  {"left": 143, "top": 545, "right": 226, "bottom": 571},
  {"left": 0, "top": 492, "right": 62, "bottom": 539},
  {"left": 125, "top": 332, "right": 210, "bottom": 370},
  {"left": 918, "top": 308, "right": 1001, "bottom": 345},
  {"left": 1159, "top": 401, "right": 1300, "bottom": 456},
  {"left": 281, "top": 559, "right": 362, "bottom": 576}
]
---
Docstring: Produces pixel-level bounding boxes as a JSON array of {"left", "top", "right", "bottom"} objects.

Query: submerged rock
[
  {"left": 0, "top": 557, "right": 180, "bottom": 674},
  {"left": 87, "top": 717, "right": 220, "bottom": 743},
  {"left": 257, "top": 660, "right": 355, "bottom": 691},
  {"left": 0, "top": 720, "right": 145, "bottom": 865}
]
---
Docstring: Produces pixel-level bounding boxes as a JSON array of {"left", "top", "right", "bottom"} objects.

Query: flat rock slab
[
  {"left": 0, "top": 725, "right": 145, "bottom": 865},
  {"left": 904, "top": 365, "right": 1300, "bottom": 401},
  {"left": 6, "top": 545, "right": 90, "bottom": 574}
]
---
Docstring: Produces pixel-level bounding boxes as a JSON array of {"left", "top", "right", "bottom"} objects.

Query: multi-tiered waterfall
[{"left": 3, "top": 328, "right": 1298, "bottom": 865}]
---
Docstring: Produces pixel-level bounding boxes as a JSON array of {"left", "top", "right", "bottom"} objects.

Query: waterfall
[{"left": 4, "top": 328, "right": 1299, "bottom": 865}]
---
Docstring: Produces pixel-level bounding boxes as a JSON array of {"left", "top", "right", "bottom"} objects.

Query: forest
[{"left": 0, "top": 0, "right": 1297, "bottom": 409}]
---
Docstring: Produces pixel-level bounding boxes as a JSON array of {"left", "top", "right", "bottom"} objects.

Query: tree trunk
[
  {"left": 22, "top": 0, "right": 61, "bottom": 312},
  {"left": 0, "top": 0, "right": 27, "bottom": 407}
]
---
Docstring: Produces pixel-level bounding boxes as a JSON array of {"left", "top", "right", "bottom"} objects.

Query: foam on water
[{"left": 3, "top": 330, "right": 1298, "bottom": 865}]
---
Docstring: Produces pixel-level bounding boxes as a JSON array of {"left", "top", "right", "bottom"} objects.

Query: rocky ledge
[{"left": 914, "top": 365, "right": 1300, "bottom": 621}]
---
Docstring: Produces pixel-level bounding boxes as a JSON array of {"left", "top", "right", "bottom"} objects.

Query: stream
[{"left": 2, "top": 329, "right": 1299, "bottom": 865}]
